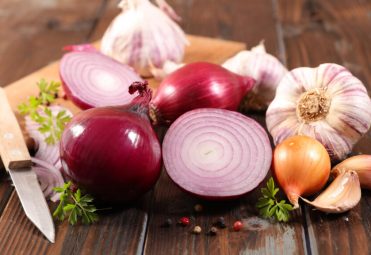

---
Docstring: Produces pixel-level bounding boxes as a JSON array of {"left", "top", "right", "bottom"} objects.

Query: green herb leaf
[
  {"left": 53, "top": 181, "right": 98, "bottom": 225},
  {"left": 256, "top": 177, "right": 294, "bottom": 222},
  {"left": 18, "top": 79, "right": 70, "bottom": 145}
]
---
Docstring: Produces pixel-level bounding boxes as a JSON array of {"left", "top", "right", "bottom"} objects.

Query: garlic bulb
[
  {"left": 222, "top": 41, "right": 288, "bottom": 111},
  {"left": 266, "top": 63, "right": 371, "bottom": 161},
  {"left": 332, "top": 154, "right": 371, "bottom": 189},
  {"left": 302, "top": 171, "right": 361, "bottom": 213},
  {"left": 101, "top": 0, "right": 188, "bottom": 76}
]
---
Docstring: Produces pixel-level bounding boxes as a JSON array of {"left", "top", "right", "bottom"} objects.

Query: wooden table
[{"left": 0, "top": 0, "right": 370, "bottom": 254}]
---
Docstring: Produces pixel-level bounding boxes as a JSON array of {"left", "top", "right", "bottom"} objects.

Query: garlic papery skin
[
  {"left": 332, "top": 154, "right": 371, "bottom": 189},
  {"left": 101, "top": 0, "right": 188, "bottom": 77},
  {"left": 222, "top": 41, "right": 288, "bottom": 111},
  {"left": 150, "top": 60, "right": 184, "bottom": 80},
  {"left": 302, "top": 171, "right": 361, "bottom": 213},
  {"left": 266, "top": 63, "right": 371, "bottom": 161}
]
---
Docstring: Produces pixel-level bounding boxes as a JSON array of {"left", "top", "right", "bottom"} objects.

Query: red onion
[
  {"left": 60, "top": 82, "right": 162, "bottom": 204},
  {"left": 150, "top": 62, "right": 255, "bottom": 124},
  {"left": 60, "top": 46, "right": 143, "bottom": 110},
  {"left": 163, "top": 108, "right": 272, "bottom": 200}
]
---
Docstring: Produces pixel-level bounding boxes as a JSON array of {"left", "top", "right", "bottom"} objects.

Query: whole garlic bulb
[
  {"left": 266, "top": 63, "right": 371, "bottom": 161},
  {"left": 101, "top": 0, "right": 188, "bottom": 76},
  {"left": 222, "top": 41, "right": 288, "bottom": 111}
]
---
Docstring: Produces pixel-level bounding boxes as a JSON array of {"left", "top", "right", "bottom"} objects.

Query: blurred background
[{"left": 0, "top": 0, "right": 370, "bottom": 91}]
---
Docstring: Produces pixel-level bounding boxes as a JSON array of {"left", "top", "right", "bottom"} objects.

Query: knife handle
[{"left": 0, "top": 88, "right": 32, "bottom": 170}]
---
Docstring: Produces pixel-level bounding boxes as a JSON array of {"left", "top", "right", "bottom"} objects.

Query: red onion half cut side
[
  {"left": 60, "top": 51, "right": 143, "bottom": 109},
  {"left": 163, "top": 108, "right": 272, "bottom": 200}
]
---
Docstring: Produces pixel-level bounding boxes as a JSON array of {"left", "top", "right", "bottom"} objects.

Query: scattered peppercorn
[
  {"left": 194, "top": 204, "right": 203, "bottom": 212},
  {"left": 215, "top": 217, "right": 226, "bottom": 228},
  {"left": 233, "top": 220, "right": 243, "bottom": 231},
  {"left": 179, "top": 217, "right": 190, "bottom": 226},
  {"left": 161, "top": 218, "right": 172, "bottom": 227},
  {"left": 208, "top": 226, "right": 218, "bottom": 235},
  {"left": 193, "top": 225, "right": 202, "bottom": 234}
]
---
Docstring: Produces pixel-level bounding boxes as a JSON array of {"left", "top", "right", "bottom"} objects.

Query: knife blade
[{"left": 0, "top": 87, "right": 55, "bottom": 243}]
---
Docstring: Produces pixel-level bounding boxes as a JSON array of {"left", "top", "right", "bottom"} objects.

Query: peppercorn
[
  {"left": 179, "top": 217, "right": 190, "bottom": 226},
  {"left": 161, "top": 218, "right": 172, "bottom": 227},
  {"left": 193, "top": 225, "right": 202, "bottom": 234},
  {"left": 233, "top": 220, "right": 243, "bottom": 231},
  {"left": 215, "top": 217, "right": 226, "bottom": 228},
  {"left": 208, "top": 226, "right": 218, "bottom": 235},
  {"left": 194, "top": 204, "right": 203, "bottom": 212}
]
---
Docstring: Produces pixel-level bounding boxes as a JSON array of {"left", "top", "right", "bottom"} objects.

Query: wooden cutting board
[{"left": 4, "top": 35, "right": 245, "bottom": 115}]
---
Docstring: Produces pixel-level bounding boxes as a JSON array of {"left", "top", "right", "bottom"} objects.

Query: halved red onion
[
  {"left": 60, "top": 50, "right": 143, "bottom": 109},
  {"left": 163, "top": 108, "right": 272, "bottom": 199},
  {"left": 25, "top": 105, "right": 73, "bottom": 167},
  {"left": 31, "top": 157, "right": 65, "bottom": 202}
]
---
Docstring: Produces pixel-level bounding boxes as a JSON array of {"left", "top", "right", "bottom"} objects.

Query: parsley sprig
[
  {"left": 53, "top": 181, "right": 98, "bottom": 225},
  {"left": 256, "top": 177, "right": 293, "bottom": 222},
  {"left": 18, "top": 79, "right": 71, "bottom": 145}
]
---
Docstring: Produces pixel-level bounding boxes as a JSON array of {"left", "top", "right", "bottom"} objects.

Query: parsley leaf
[
  {"left": 256, "top": 177, "right": 294, "bottom": 222},
  {"left": 18, "top": 79, "right": 70, "bottom": 145},
  {"left": 53, "top": 181, "right": 98, "bottom": 225}
]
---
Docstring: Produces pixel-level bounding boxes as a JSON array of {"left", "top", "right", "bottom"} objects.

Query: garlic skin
[
  {"left": 332, "top": 154, "right": 371, "bottom": 189},
  {"left": 101, "top": 0, "right": 188, "bottom": 76},
  {"left": 150, "top": 60, "right": 184, "bottom": 80},
  {"left": 302, "top": 171, "right": 361, "bottom": 213},
  {"left": 266, "top": 63, "right": 371, "bottom": 161},
  {"left": 222, "top": 41, "right": 288, "bottom": 111}
]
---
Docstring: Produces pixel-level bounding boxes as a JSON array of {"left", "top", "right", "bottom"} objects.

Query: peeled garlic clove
[
  {"left": 302, "top": 171, "right": 361, "bottom": 213},
  {"left": 266, "top": 63, "right": 371, "bottom": 161},
  {"left": 222, "top": 41, "right": 288, "bottom": 111},
  {"left": 101, "top": 0, "right": 188, "bottom": 77},
  {"left": 332, "top": 154, "right": 371, "bottom": 189}
]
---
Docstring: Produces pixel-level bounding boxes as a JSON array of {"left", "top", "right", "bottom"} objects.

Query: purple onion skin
[
  {"left": 60, "top": 107, "right": 162, "bottom": 204},
  {"left": 151, "top": 62, "right": 255, "bottom": 124}
]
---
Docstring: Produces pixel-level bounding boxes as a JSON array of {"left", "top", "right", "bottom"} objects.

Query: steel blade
[{"left": 9, "top": 168, "right": 55, "bottom": 243}]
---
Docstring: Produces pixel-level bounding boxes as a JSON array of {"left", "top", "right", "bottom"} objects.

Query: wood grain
[{"left": 277, "top": 0, "right": 371, "bottom": 254}]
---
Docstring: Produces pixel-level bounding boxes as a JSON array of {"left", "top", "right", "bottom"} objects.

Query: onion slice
[
  {"left": 31, "top": 157, "right": 65, "bottom": 202},
  {"left": 163, "top": 108, "right": 272, "bottom": 199},
  {"left": 60, "top": 50, "right": 143, "bottom": 109}
]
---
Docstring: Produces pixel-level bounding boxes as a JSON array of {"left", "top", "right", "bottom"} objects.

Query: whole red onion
[
  {"left": 150, "top": 62, "right": 255, "bottom": 124},
  {"left": 60, "top": 82, "right": 162, "bottom": 204}
]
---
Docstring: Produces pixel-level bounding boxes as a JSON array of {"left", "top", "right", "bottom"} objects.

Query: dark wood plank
[{"left": 277, "top": 0, "right": 371, "bottom": 254}]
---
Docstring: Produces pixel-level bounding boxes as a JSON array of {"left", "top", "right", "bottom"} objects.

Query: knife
[{"left": 0, "top": 87, "right": 55, "bottom": 243}]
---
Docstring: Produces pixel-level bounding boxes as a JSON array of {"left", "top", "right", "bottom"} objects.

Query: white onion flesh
[{"left": 163, "top": 108, "right": 272, "bottom": 199}]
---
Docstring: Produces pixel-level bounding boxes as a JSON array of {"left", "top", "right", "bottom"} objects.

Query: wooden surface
[{"left": 0, "top": 0, "right": 370, "bottom": 254}]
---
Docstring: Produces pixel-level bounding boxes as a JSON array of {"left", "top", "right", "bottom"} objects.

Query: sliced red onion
[
  {"left": 163, "top": 108, "right": 272, "bottom": 199},
  {"left": 31, "top": 157, "right": 65, "bottom": 202},
  {"left": 60, "top": 50, "right": 143, "bottom": 109},
  {"left": 25, "top": 105, "right": 73, "bottom": 167}
]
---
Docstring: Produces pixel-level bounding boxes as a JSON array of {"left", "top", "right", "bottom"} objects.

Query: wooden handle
[{"left": 0, "top": 88, "right": 31, "bottom": 170}]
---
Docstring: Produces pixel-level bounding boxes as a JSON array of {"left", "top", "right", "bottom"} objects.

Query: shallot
[
  {"left": 162, "top": 108, "right": 271, "bottom": 199},
  {"left": 273, "top": 135, "right": 331, "bottom": 208}
]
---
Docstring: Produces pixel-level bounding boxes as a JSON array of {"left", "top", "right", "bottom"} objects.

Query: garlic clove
[
  {"left": 302, "top": 171, "right": 361, "bottom": 213},
  {"left": 332, "top": 154, "right": 371, "bottom": 189}
]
